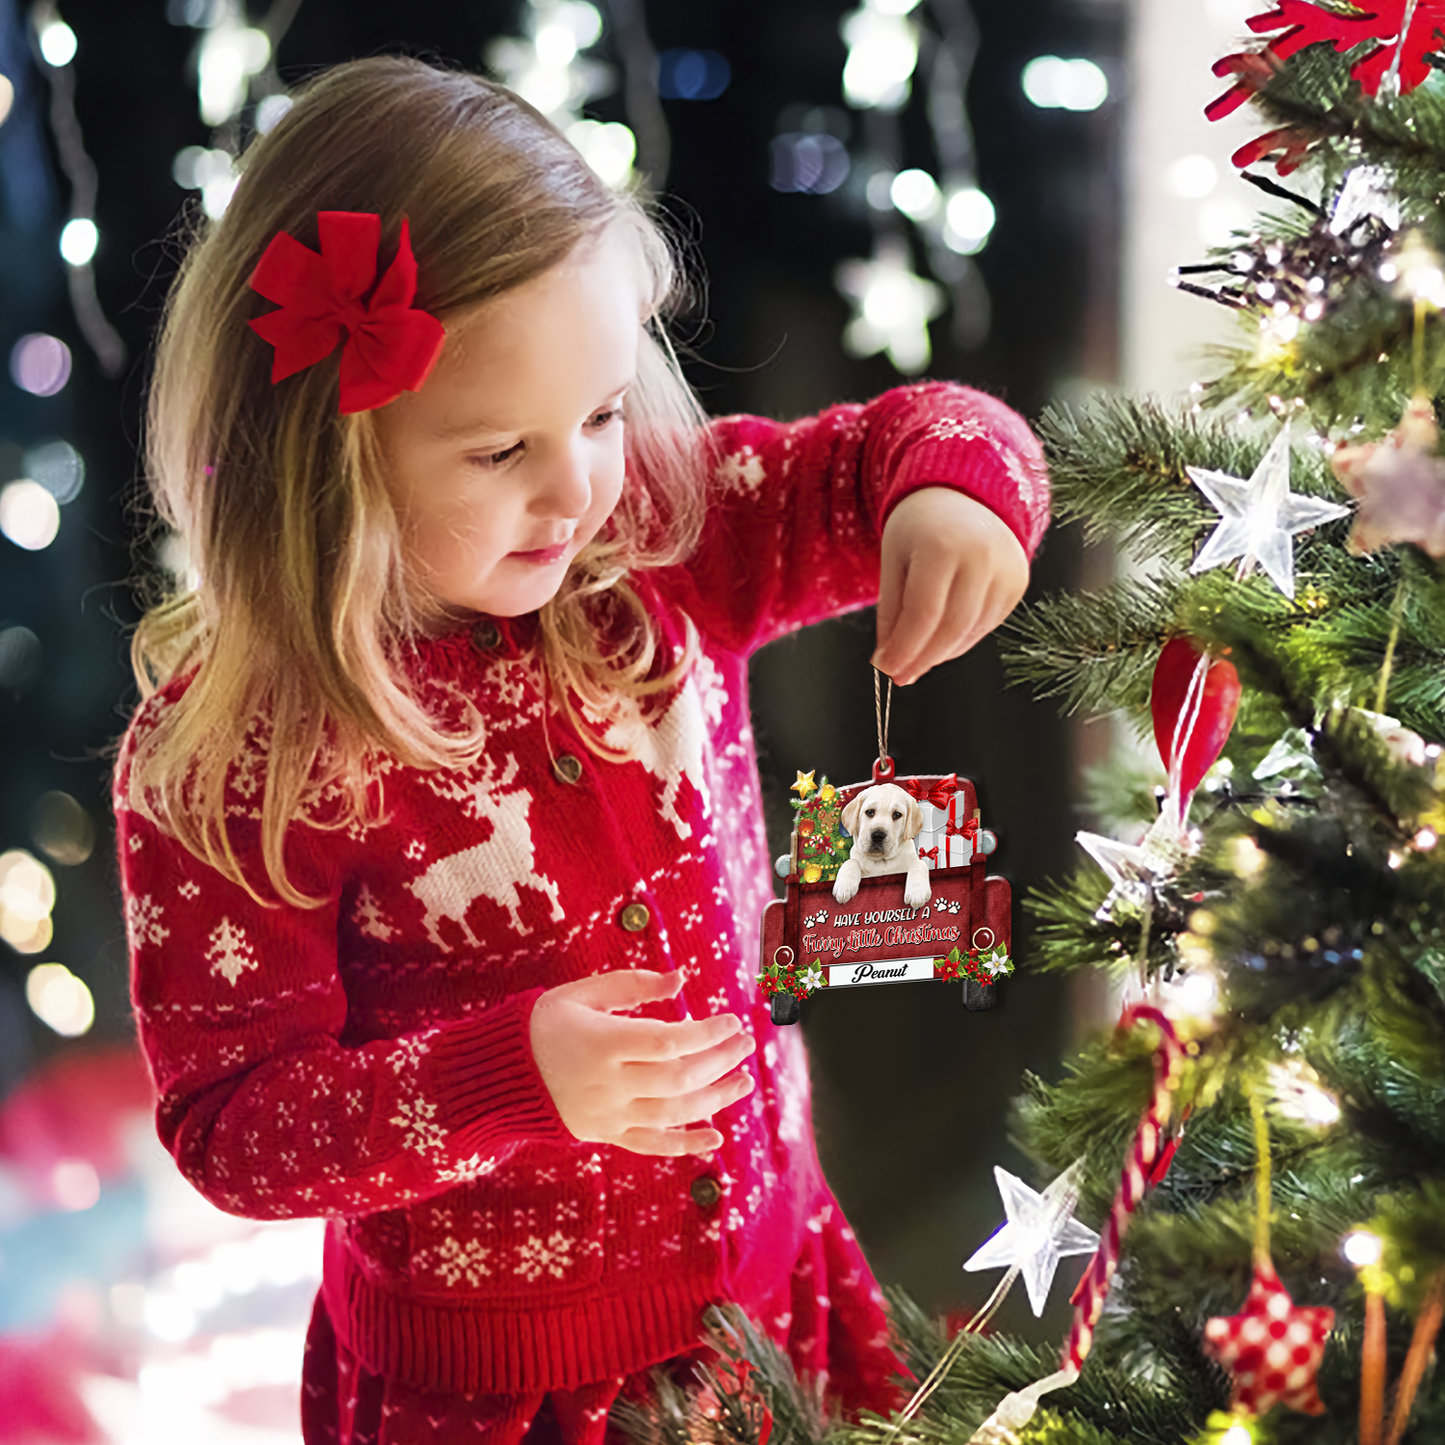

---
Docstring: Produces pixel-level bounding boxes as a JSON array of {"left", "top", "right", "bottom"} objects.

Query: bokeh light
[
  {"left": 254, "top": 93, "right": 293, "bottom": 133},
  {"left": 943, "top": 186, "right": 996, "bottom": 254},
  {"left": 890, "top": 168, "right": 941, "bottom": 221},
  {"left": 23, "top": 439, "right": 84, "bottom": 504},
  {"left": 1022, "top": 56, "right": 1109, "bottom": 111},
  {"left": 1167, "top": 153, "right": 1219, "bottom": 200},
  {"left": 658, "top": 49, "right": 731, "bottom": 101},
  {"left": 52, "top": 1157, "right": 101, "bottom": 1210},
  {"left": 10, "top": 333, "right": 72, "bottom": 397},
  {"left": 0, "top": 625, "right": 42, "bottom": 692},
  {"left": 770, "top": 133, "right": 850, "bottom": 195},
  {"left": 0, "top": 480, "right": 61, "bottom": 550},
  {"left": 1343, "top": 1229, "right": 1384, "bottom": 1268},
  {"left": 0, "top": 848, "right": 57, "bottom": 954},
  {"left": 0, "top": 73, "right": 14, "bottom": 128},
  {"left": 566, "top": 120, "right": 635, "bottom": 188},
  {"left": 172, "top": 145, "right": 240, "bottom": 218},
  {"left": 197, "top": 24, "right": 270, "bottom": 126},
  {"left": 38, "top": 18, "right": 78, "bottom": 67},
  {"left": 841, "top": 6, "right": 919, "bottom": 111},
  {"left": 59, "top": 217, "right": 98, "bottom": 266},
  {"left": 26, "top": 962, "right": 95, "bottom": 1038},
  {"left": 31, "top": 790, "right": 96, "bottom": 866}
]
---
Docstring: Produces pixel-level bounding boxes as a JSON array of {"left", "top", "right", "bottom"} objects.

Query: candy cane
[
  {"left": 1063, "top": 1005, "right": 1184, "bottom": 1373},
  {"left": 968, "top": 1007, "right": 1186, "bottom": 1443}
]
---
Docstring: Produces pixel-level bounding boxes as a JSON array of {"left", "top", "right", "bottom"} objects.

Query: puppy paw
[
  {"left": 904, "top": 881, "right": 932, "bottom": 910},
  {"left": 832, "top": 877, "right": 858, "bottom": 904}
]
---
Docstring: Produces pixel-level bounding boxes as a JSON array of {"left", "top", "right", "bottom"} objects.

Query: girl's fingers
[
  {"left": 614, "top": 1124, "right": 725, "bottom": 1157},
  {"left": 630, "top": 1067, "right": 756, "bottom": 1131},
  {"left": 626, "top": 1027, "right": 755, "bottom": 1096},
  {"left": 877, "top": 558, "right": 950, "bottom": 684}
]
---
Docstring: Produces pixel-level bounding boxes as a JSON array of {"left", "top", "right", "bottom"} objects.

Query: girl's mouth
[{"left": 508, "top": 543, "right": 569, "bottom": 565}]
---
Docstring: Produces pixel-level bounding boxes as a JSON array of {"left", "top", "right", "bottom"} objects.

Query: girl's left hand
[{"left": 872, "top": 487, "right": 1030, "bottom": 686}]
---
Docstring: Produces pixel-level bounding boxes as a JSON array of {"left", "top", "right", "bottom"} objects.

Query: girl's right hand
[{"left": 529, "top": 968, "right": 756, "bottom": 1155}]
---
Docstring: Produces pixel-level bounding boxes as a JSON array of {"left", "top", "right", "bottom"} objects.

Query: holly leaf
[{"left": 1207, "top": 0, "right": 1445, "bottom": 122}]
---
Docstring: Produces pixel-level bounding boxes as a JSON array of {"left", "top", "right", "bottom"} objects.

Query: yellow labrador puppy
[{"left": 832, "top": 783, "right": 931, "bottom": 909}]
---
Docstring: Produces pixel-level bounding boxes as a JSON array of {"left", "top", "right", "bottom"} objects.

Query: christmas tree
[{"left": 615, "top": 13, "right": 1445, "bottom": 1445}]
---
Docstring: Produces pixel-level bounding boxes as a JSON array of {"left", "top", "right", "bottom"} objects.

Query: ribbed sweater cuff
[
  {"left": 426, "top": 988, "right": 574, "bottom": 1154},
  {"left": 880, "top": 443, "right": 1035, "bottom": 558}
]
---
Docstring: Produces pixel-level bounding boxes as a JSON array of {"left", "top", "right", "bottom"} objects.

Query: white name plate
[{"left": 828, "top": 957, "right": 937, "bottom": 989}]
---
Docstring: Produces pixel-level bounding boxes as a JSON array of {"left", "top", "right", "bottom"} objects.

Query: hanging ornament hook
[{"left": 873, "top": 666, "right": 895, "bottom": 781}]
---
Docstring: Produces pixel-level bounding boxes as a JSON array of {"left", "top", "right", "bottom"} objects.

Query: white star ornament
[
  {"left": 963, "top": 1161, "right": 1101, "bottom": 1317},
  {"left": 1187, "top": 429, "right": 1351, "bottom": 599},
  {"left": 1075, "top": 829, "right": 1173, "bottom": 920}
]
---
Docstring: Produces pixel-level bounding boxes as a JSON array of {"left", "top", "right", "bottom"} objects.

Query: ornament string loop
[{"left": 873, "top": 667, "right": 894, "bottom": 781}]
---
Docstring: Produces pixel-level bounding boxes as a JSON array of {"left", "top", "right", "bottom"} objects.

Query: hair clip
[{"left": 247, "top": 211, "right": 446, "bottom": 415}]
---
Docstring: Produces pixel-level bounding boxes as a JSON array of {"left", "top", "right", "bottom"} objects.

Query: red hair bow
[{"left": 247, "top": 211, "right": 446, "bottom": 415}]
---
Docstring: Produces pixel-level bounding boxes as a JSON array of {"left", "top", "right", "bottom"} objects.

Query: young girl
[{"left": 116, "top": 57, "right": 1049, "bottom": 1445}]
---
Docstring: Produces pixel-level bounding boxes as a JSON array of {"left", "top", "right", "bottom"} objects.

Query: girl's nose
[{"left": 530, "top": 440, "right": 592, "bottom": 519}]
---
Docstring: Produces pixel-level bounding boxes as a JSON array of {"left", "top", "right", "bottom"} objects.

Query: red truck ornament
[{"left": 757, "top": 762, "right": 1012, "bottom": 1025}]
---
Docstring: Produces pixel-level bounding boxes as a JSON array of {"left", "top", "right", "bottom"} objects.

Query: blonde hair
[{"left": 128, "top": 57, "right": 713, "bottom": 906}]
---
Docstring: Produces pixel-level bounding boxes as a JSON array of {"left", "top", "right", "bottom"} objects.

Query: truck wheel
[
  {"left": 962, "top": 978, "right": 995, "bottom": 1012},
  {"left": 771, "top": 993, "right": 801, "bottom": 1025}
]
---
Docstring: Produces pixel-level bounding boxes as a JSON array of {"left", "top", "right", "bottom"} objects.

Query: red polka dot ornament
[{"left": 1202, "top": 1260, "right": 1334, "bottom": 1417}]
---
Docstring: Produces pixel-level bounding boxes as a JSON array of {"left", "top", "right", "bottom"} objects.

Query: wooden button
[
  {"left": 690, "top": 1176, "right": 721, "bottom": 1209},
  {"left": 619, "top": 903, "right": 650, "bottom": 932},
  {"left": 471, "top": 620, "right": 501, "bottom": 650},
  {"left": 553, "top": 754, "right": 583, "bottom": 785}
]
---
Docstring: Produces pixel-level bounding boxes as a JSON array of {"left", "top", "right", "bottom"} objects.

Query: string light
[
  {"left": 487, "top": 2, "right": 641, "bottom": 189},
  {"left": 0, "top": 847, "right": 57, "bottom": 953},
  {"left": 841, "top": 1, "right": 920, "bottom": 111},
  {"left": 35, "top": 11, "right": 77, "bottom": 67},
  {"left": 1343, "top": 1229, "right": 1384, "bottom": 1268},
  {"left": 1268, "top": 1059, "right": 1341, "bottom": 1128},
  {"left": 0, "top": 479, "right": 61, "bottom": 550},
  {"left": 58, "top": 216, "right": 97, "bottom": 266},
  {"left": 1022, "top": 55, "right": 1109, "bottom": 111},
  {"left": 25, "top": 962, "right": 94, "bottom": 1037},
  {"left": 0, "top": 73, "right": 14, "bottom": 127},
  {"left": 837, "top": 240, "right": 945, "bottom": 373},
  {"left": 29, "top": 4, "right": 126, "bottom": 375}
]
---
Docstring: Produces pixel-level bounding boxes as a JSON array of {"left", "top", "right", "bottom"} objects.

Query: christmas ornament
[
  {"left": 1151, "top": 637, "right": 1243, "bottom": 807},
  {"left": 1187, "top": 429, "right": 1351, "bottom": 600},
  {"left": 1063, "top": 1006, "right": 1186, "bottom": 1372},
  {"left": 789, "top": 770, "right": 817, "bottom": 798},
  {"left": 1201, "top": 1090, "right": 1336, "bottom": 1420},
  {"left": 1207, "top": 0, "right": 1445, "bottom": 123},
  {"left": 1201, "top": 1263, "right": 1334, "bottom": 1417},
  {"left": 960, "top": 1008, "right": 1187, "bottom": 1444},
  {"left": 1332, "top": 393, "right": 1445, "bottom": 557},
  {"left": 962, "top": 1161, "right": 1101, "bottom": 1318},
  {"left": 247, "top": 212, "right": 447, "bottom": 415},
  {"left": 761, "top": 765, "right": 1011, "bottom": 1023},
  {"left": 1075, "top": 829, "right": 1177, "bottom": 919}
]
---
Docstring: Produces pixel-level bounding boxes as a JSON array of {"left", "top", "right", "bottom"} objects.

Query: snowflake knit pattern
[{"left": 116, "top": 383, "right": 1048, "bottom": 1412}]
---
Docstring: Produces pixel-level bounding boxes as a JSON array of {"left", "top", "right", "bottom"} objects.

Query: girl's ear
[
  {"left": 841, "top": 793, "right": 863, "bottom": 838},
  {"left": 907, "top": 797, "right": 922, "bottom": 841}
]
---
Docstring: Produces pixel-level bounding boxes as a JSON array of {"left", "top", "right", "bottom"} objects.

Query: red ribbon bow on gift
[
  {"left": 901, "top": 774, "right": 960, "bottom": 811},
  {"left": 247, "top": 211, "right": 447, "bottom": 415}
]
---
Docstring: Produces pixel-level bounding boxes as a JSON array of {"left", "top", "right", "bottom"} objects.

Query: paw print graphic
[
  {"left": 804, "top": 908, "right": 830, "bottom": 929},
  {"left": 940, "top": 899, "right": 962, "bottom": 915}
]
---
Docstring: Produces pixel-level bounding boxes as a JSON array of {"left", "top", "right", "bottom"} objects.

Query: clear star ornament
[
  {"left": 1187, "top": 428, "right": 1351, "bottom": 599},
  {"left": 963, "top": 1160, "right": 1101, "bottom": 1317}
]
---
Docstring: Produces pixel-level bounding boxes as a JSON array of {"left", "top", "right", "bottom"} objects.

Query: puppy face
[{"left": 840, "top": 784, "right": 923, "bottom": 865}]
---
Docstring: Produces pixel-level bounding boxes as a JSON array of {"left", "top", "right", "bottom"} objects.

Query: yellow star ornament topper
[{"left": 790, "top": 770, "right": 817, "bottom": 798}]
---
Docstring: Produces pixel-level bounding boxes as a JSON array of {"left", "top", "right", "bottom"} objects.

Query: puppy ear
[
  {"left": 907, "top": 797, "right": 923, "bottom": 840},
  {"left": 841, "top": 792, "right": 862, "bottom": 837}
]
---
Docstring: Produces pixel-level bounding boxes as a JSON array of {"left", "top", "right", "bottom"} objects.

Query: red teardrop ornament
[{"left": 1150, "top": 637, "right": 1242, "bottom": 800}]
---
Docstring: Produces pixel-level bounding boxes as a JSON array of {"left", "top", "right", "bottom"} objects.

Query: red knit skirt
[{"left": 299, "top": 1224, "right": 907, "bottom": 1444}]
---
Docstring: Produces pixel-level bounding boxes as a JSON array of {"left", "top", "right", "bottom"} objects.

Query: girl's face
[{"left": 375, "top": 222, "right": 647, "bottom": 619}]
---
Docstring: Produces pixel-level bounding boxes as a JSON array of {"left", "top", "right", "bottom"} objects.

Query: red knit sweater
[{"left": 115, "top": 383, "right": 1048, "bottom": 1412}]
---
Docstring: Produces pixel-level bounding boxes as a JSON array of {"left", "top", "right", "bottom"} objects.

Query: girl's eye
[
  {"left": 589, "top": 406, "right": 622, "bottom": 430},
  {"left": 471, "top": 441, "right": 523, "bottom": 468}
]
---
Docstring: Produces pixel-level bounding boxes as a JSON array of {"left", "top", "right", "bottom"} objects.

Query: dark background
[{"left": 0, "top": 0, "right": 1119, "bottom": 1338}]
